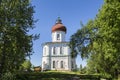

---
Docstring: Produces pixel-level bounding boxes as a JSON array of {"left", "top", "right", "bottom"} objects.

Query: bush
[
  {"left": 1, "top": 72, "right": 16, "bottom": 80},
  {"left": 41, "top": 78, "right": 64, "bottom": 80}
]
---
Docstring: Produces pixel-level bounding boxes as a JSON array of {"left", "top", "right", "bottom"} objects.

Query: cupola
[
  {"left": 51, "top": 17, "right": 67, "bottom": 42},
  {"left": 52, "top": 17, "right": 67, "bottom": 33}
]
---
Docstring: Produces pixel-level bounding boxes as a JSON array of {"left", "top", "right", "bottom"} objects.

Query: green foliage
[
  {"left": 16, "top": 72, "right": 101, "bottom": 80},
  {"left": 79, "top": 64, "right": 87, "bottom": 74},
  {"left": 69, "top": 0, "right": 120, "bottom": 79},
  {"left": 0, "top": 0, "right": 37, "bottom": 77},
  {"left": 69, "top": 20, "right": 96, "bottom": 59},
  {"left": 41, "top": 78, "right": 64, "bottom": 80},
  {"left": 21, "top": 59, "right": 32, "bottom": 71},
  {"left": 1, "top": 72, "right": 16, "bottom": 80}
]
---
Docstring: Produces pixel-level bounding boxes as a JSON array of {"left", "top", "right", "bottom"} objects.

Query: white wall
[
  {"left": 52, "top": 31, "right": 66, "bottom": 42},
  {"left": 51, "top": 57, "right": 69, "bottom": 70},
  {"left": 42, "top": 30, "right": 76, "bottom": 71},
  {"left": 42, "top": 42, "right": 76, "bottom": 71},
  {"left": 49, "top": 43, "right": 69, "bottom": 56},
  {"left": 43, "top": 45, "right": 49, "bottom": 56}
]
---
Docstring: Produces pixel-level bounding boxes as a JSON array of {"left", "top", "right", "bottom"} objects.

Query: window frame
[
  {"left": 56, "top": 33, "right": 60, "bottom": 40},
  {"left": 53, "top": 61, "right": 55, "bottom": 68},
  {"left": 61, "top": 61, "right": 64, "bottom": 68}
]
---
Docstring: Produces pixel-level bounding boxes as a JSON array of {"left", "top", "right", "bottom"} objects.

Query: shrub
[{"left": 1, "top": 72, "right": 16, "bottom": 80}]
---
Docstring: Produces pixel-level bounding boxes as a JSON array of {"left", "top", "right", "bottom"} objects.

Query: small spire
[{"left": 56, "top": 17, "right": 62, "bottom": 24}]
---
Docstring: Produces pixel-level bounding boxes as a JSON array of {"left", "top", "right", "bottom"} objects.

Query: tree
[
  {"left": 21, "top": 59, "right": 32, "bottom": 71},
  {"left": 1, "top": 72, "right": 16, "bottom": 80},
  {"left": 0, "top": 0, "right": 36, "bottom": 77},
  {"left": 79, "top": 64, "right": 82, "bottom": 72},
  {"left": 93, "top": 0, "right": 120, "bottom": 78},
  {"left": 69, "top": 20, "right": 95, "bottom": 59},
  {"left": 69, "top": 0, "right": 120, "bottom": 79},
  {"left": 79, "top": 64, "right": 87, "bottom": 74}
]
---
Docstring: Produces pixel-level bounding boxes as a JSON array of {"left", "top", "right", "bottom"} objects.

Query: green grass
[
  {"left": 16, "top": 71, "right": 101, "bottom": 80},
  {"left": 44, "top": 70, "right": 80, "bottom": 74}
]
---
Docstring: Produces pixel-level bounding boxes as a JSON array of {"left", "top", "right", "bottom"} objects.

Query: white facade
[
  {"left": 41, "top": 18, "right": 76, "bottom": 71},
  {"left": 52, "top": 31, "right": 66, "bottom": 42}
]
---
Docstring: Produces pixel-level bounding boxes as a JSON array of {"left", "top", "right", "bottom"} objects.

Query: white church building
[{"left": 41, "top": 17, "right": 76, "bottom": 71}]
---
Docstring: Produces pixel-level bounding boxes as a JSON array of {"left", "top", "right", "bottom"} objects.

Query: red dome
[{"left": 52, "top": 17, "right": 67, "bottom": 33}]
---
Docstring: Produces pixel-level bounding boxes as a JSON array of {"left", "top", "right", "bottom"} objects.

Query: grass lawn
[{"left": 16, "top": 71, "right": 101, "bottom": 80}]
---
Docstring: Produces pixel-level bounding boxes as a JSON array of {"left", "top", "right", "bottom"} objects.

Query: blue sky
[{"left": 30, "top": 0, "right": 104, "bottom": 67}]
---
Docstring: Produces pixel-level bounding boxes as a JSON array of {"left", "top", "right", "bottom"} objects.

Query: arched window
[
  {"left": 56, "top": 61, "right": 58, "bottom": 69},
  {"left": 61, "top": 61, "right": 64, "bottom": 68},
  {"left": 60, "top": 47, "right": 64, "bottom": 55},
  {"left": 57, "top": 34, "right": 60, "bottom": 40},
  {"left": 71, "top": 61, "right": 74, "bottom": 68},
  {"left": 53, "top": 47, "right": 55, "bottom": 55},
  {"left": 53, "top": 61, "right": 55, "bottom": 68},
  {"left": 60, "top": 47, "right": 62, "bottom": 54}
]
